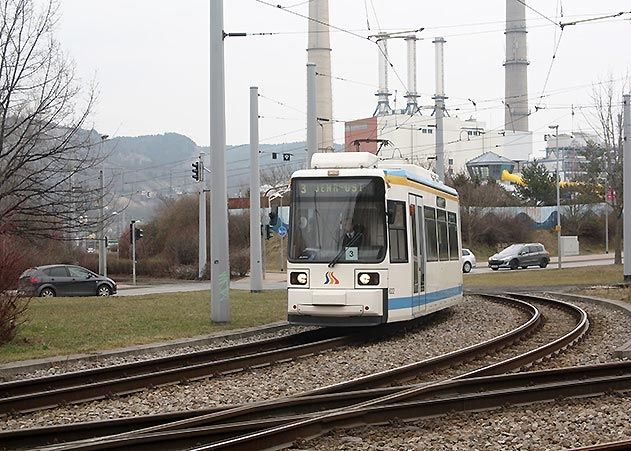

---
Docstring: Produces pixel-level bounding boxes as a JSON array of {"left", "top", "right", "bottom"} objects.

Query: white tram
[{"left": 286, "top": 152, "right": 463, "bottom": 326}]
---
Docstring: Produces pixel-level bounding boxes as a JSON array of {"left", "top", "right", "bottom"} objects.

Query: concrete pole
[
  {"left": 433, "top": 37, "right": 447, "bottom": 182},
  {"left": 623, "top": 94, "right": 631, "bottom": 281},
  {"left": 210, "top": 0, "right": 230, "bottom": 322},
  {"left": 98, "top": 169, "right": 106, "bottom": 276},
  {"left": 198, "top": 152, "right": 207, "bottom": 279},
  {"left": 555, "top": 129, "right": 562, "bottom": 269},
  {"left": 250, "top": 87, "right": 263, "bottom": 292},
  {"left": 307, "top": 63, "right": 318, "bottom": 167}
]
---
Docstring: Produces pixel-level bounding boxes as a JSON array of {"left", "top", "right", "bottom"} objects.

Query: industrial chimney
[
  {"left": 373, "top": 33, "right": 392, "bottom": 116},
  {"left": 307, "top": 0, "right": 334, "bottom": 151},
  {"left": 404, "top": 35, "right": 419, "bottom": 115},
  {"left": 504, "top": 0, "right": 530, "bottom": 132}
]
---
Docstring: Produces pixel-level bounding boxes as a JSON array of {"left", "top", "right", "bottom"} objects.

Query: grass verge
[
  {"left": 0, "top": 290, "right": 287, "bottom": 364},
  {"left": 464, "top": 264, "right": 624, "bottom": 289}
]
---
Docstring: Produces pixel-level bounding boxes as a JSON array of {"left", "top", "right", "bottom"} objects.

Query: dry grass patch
[
  {"left": 465, "top": 264, "right": 624, "bottom": 289},
  {"left": 0, "top": 290, "right": 287, "bottom": 364}
]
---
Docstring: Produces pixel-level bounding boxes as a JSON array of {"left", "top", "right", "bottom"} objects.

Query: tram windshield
[{"left": 288, "top": 177, "right": 387, "bottom": 264}]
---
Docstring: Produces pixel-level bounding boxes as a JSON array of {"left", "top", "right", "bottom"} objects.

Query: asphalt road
[
  {"left": 115, "top": 254, "right": 617, "bottom": 296},
  {"left": 469, "top": 253, "right": 616, "bottom": 274}
]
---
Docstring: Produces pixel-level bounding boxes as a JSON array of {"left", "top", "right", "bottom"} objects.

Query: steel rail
[
  {"left": 0, "top": 328, "right": 334, "bottom": 398},
  {"left": 203, "top": 363, "right": 629, "bottom": 451},
  {"left": 186, "top": 293, "right": 592, "bottom": 450},
  {"left": 569, "top": 440, "right": 631, "bottom": 450},
  {"left": 40, "top": 362, "right": 631, "bottom": 451},
  {"left": 23, "top": 294, "right": 540, "bottom": 449},
  {"left": 0, "top": 332, "right": 362, "bottom": 415},
  {"left": 5, "top": 294, "right": 589, "bottom": 450}
]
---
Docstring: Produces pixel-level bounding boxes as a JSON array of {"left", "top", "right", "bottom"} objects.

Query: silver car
[
  {"left": 462, "top": 248, "right": 476, "bottom": 273},
  {"left": 488, "top": 243, "right": 550, "bottom": 271}
]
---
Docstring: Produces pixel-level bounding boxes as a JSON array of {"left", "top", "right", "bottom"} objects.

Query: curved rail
[
  {"left": 4, "top": 293, "right": 592, "bottom": 450},
  {"left": 0, "top": 328, "right": 357, "bottom": 415}
]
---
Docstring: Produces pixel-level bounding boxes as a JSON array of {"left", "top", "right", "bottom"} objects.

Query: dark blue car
[{"left": 18, "top": 265, "right": 117, "bottom": 297}]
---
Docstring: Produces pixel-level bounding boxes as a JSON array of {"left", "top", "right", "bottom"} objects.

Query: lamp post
[{"left": 549, "top": 125, "right": 561, "bottom": 269}]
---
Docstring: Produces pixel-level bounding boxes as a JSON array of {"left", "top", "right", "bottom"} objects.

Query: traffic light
[
  {"left": 129, "top": 222, "right": 134, "bottom": 244},
  {"left": 265, "top": 224, "right": 272, "bottom": 240},
  {"left": 271, "top": 152, "right": 278, "bottom": 159},
  {"left": 134, "top": 227, "right": 144, "bottom": 241},
  {"left": 191, "top": 161, "right": 200, "bottom": 181}
]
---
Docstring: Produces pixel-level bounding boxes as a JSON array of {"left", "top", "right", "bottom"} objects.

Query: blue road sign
[{"left": 277, "top": 225, "right": 287, "bottom": 237}]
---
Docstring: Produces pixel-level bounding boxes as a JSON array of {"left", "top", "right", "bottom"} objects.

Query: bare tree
[
  {"left": 580, "top": 77, "right": 629, "bottom": 264},
  {"left": 0, "top": 0, "right": 106, "bottom": 240}
]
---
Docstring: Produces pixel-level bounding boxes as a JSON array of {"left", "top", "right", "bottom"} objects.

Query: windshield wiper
[{"left": 328, "top": 232, "right": 362, "bottom": 268}]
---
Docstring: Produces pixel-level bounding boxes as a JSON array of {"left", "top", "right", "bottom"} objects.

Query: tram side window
[
  {"left": 424, "top": 206, "right": 438, "bottom": 262},
  {"left": 387, "top": 200, "right": 408, "bottom": 263},
  {"left": 437, "top": 209, "right": 449, "bottom": 261},
  {"left": 448, "top": 211, "right": 459, "bottom": 259}
]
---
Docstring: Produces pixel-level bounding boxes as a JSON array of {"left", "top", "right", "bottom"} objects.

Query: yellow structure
[{"left": 500, "top": 169, "right": 525, "bottom": 186}]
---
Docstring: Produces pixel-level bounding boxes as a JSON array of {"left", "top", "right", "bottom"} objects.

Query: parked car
[
  {"left": 462, "top": 248, "right": 476, "bottom": 273},
  {"left": 488, "top": 243, "right": 550, "bottom": 270},
  {"left": 17, "top": 265, "right": 117, "bottom": 297}
]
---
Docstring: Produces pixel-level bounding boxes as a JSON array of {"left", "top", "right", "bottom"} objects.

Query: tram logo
[{"left": 324, "top": 272, "right": 340, "bottom": 285}]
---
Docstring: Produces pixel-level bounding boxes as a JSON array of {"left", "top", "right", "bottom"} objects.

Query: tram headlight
[
  {"left": 290, "top": 271, "right": 308, "bottom": 285},
  {"left": 357, "top": 272, "right": 379, "bottom": 286}
]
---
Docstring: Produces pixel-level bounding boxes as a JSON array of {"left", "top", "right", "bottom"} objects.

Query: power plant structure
[
  {"left": 307, "top": 0, "right": 334, "bottom": 152},
  {"left": 345, "top": 33, "right": 495, "bottom": 177},
  {"left": 343, "top": 0, "right": 535, "bottom": 180},
  {"left": 504, "top": 0, "right": 529, "bottom": 133}
]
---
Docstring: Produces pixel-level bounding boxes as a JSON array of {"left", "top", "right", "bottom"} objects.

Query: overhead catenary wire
[{"left": 254, "top": 0, "right": 414, "bottom": 94}]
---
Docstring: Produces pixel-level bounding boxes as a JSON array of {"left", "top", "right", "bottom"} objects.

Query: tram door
[{"left": 409, "top": 194, "right": 426, "bottom": 315}]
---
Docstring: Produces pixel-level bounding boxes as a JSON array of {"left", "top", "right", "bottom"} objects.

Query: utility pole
[
  {"left": 198, "top": 152, "right": 207, "bottom": 279},
  {"left": 623, "top": 94, "right": 631, "bottom": 281},
  {"left": 550, "top": 124, "right": 561, "bottom": 269},
  {"left": 210, "top": 0, "right": 230, "bottom": 322},
  {"left": 250, "top": 87, "right": 263, "bottom": 292},
  {"left": 306, "top": 63, "right": 317, "bottom": 166},
  {"left": 98, "top": 169, "right": 106, "bottom": 276},
  {"left": 433, "top": 37, "right": 447, "bottom": 182}
]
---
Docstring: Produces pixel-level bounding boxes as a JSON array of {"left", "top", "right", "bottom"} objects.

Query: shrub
[
  {"left": 230, "top": 247, "right": 250, "bottom": 277},
  {"left": 0, "top": 237, "right": 31, "bottom": 345},
  {"left": 169, "top": 264, "right": 198, "bottom": 280}
]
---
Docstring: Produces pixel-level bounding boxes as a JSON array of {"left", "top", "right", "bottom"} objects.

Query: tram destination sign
[{"left": 294, "top": 178, "right": 381, "bottom": 198}]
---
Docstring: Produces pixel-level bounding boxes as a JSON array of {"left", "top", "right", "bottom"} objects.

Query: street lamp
[{"left": 549, "top": 125, "right": 561, "bottom": 269}]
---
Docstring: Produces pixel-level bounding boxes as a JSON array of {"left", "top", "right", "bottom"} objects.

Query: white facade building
[{"left": 345, "top": 113, "right": 532, "bottom": 177}]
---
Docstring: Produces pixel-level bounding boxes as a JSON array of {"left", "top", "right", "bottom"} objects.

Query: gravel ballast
[
  {"left": 2, "top": 297, "right": 525, "bottom": 430},
  {"left": 3, "top": 293, "right": 629, "bottom": 451}
]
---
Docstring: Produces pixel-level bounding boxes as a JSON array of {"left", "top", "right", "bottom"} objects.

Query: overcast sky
[{"left": 57, "top": 0, "right": 630, "bottom": 148}]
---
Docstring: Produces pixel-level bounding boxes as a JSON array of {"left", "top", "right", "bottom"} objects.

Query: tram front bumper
[{"left": 288, "top": 288, "right": 384, "bottom": 317}]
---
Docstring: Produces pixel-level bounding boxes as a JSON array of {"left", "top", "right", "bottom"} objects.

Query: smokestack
[
  {"left": 404, "top": 36, "right": 419, "bottom": 115},
  {"left": 433, "top": 37, "right": 447, "bottom": 182},
  {"left": 307, "top": 0, "right": 334, "bottom": 151},
  {"left": 504, "top": 0, "right": 530, "bottom": 132},
  {"left": 374, "top": 33, "right": 392, "bottom": 116}
]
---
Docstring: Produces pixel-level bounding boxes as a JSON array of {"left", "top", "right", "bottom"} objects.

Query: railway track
[
  {"left": 1, "top": 292, "right": 596, "bottom": 450},
  {"left": 0, "top": 327, "right": 362, "bottom": 414}
]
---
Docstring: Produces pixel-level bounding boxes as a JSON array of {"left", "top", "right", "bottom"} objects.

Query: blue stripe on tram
[{"left": 388, "top": 285, "right": 463, "bottom": 310}]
